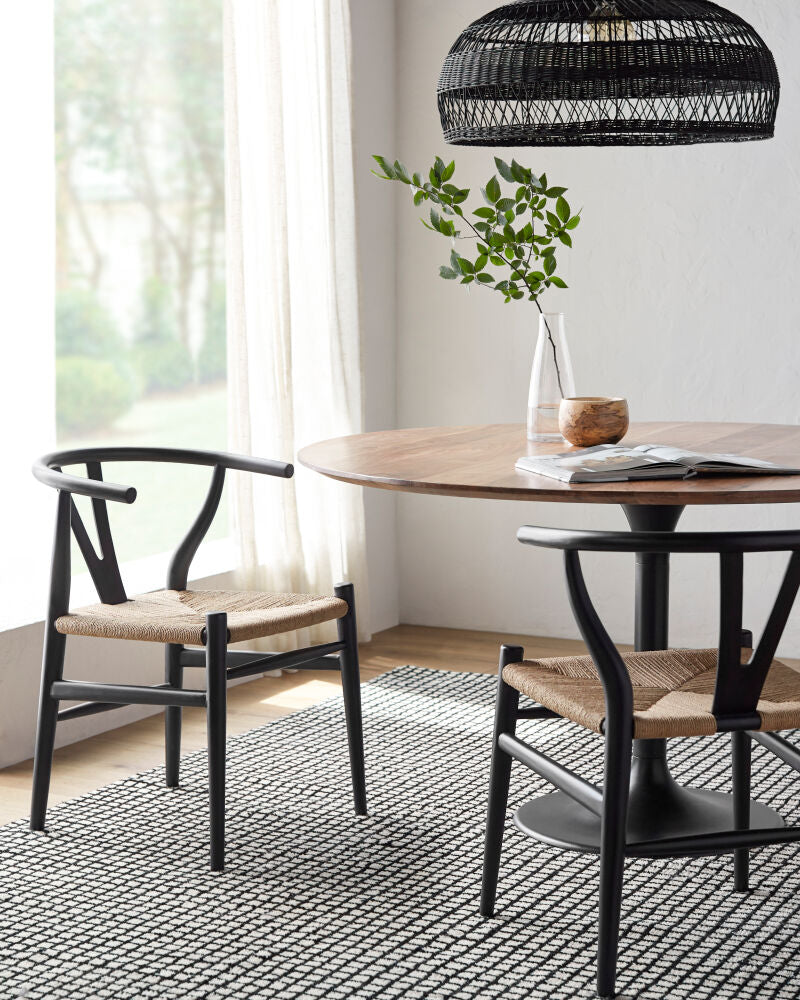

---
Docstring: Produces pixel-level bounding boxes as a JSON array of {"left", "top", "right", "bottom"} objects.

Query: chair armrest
[
  {"left": 32, "top": 458, "right": 137, "bottom": 504},
  {"left": 213, "top": 451, "right": 294, "bottom": 479},
  {"left": 33, "top": 447, "right": 293, "bottom": 504},
  {"left": 518, "top": 525, "right": 800, "bottom": 555}
]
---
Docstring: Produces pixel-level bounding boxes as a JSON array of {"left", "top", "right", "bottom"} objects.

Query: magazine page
[
  {"left": 632, "top": 444, "right": 708, "bottom": 467},
  {"left": 516, "top": 444, "right": 684, "bottom": 483},
  {"left": 635, "top": 444, "right": 798, "bottom": 473},
  {"left": 694, "top": 452, "right": 794, "bottom": 471}
]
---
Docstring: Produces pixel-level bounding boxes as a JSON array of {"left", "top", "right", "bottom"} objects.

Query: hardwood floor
[{"left": 0, "top": 625, "right": 587, "bottom": 825}]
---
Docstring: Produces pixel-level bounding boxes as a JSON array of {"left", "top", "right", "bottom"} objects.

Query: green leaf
[
  {"left": 504, "top": 247, "right": 515, "bottom": 261},
  {"left": 372, "top": 154, "right": 396, "bottom": 178},
  {"left": 442, "top": 160, "right": 456, "bottom": 182},
  {"left": 546, "top": 211, "right": 561, "bottom": 230},
  {"left": 458, "top": 257, "right": 474, "bottom": 275},
  {"left": 413, "top": 190, "right": 425, "bottom": 207},
  {"left": 393, "top": 160, "right": 411, "bottom": 183},
  {"left": 485, "top": 175, "right": 502, "bottom": 203},
  {"left": 473, "top": 206, "right": 496, "bottom": 219},
  {"left": 412, "top": 172, "right": 423, "bottom": 187},
  {"left": 461, "top": 275, "right": 475, "bottom": 285},
  {"left": 429, "top": 167, "right": 441, "bottom": 188},
  {"left": 545, "top": 186, "right": 567, "bottom": 198},
  {"left": 557, "top": 231, "right": 573, "bottom": 247},
  {"left": 531, "top": 271, "right": 545, "bottom": 281},
  {"left": 475, "top": 254, "right": 488, "bottom": 271},
  {"left": 511, "top": 289, "right": 525, "bottom": 300},
  {"left": 494, "top": 157, "right": 516, "bottom": 183},
  {"left": 434, "top": 156, "right": 446, "bottom": 179},
  {"left": 515, "top": 203, "right": 526, "bottom": 215},
  {"left": 430, "top": 208, "right": 442, "bottom": 231},
  {"left": 477, "top": 242, "right": 489, "bottom": 254},
  {"left": 453, "top": 189, "right": 469, "bottom": 204},
  {"left": 556, "top": 196, "right": 571, "bottom": 223},
  {"left": 544, "top": 255, "right": 556, "bottom": 276},
  {"left": 441, "top": 219, "right": 457, "bottom": 236},
  {"left": 490, "top": 255, "right": 505, "bottom": 266},
  {"left": 549, "top": 276, "right": 568, "bottom": 288},
  {"left": 565, "top": 215, "right": 581, "bottom": 230},
  {"left": 439, "top": 266, "right": 457, "bottom": 280},
  {"left": 510, "top": 159, "right": 528, "bottom": 184},
  {"left": 496, "top": 197, "right": 515, "bottom": 213},
  {"left": 539, "top": 173, "right": 548, "bottom": 191},
  {"left": 477, "top": 272, "right": 494, "bottom": 283},
  {"left": 515, "top": 185, "right": 528, "bottom": 202},
  {"left": 503, "top": 223, "right": 516, "bottom": 241}
]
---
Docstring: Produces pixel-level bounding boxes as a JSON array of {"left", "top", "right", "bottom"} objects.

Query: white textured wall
[{"left": 395, "top": 2, "right": 800, "bottom": 655}]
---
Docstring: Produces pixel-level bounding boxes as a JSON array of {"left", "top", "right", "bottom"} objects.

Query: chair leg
[
  {"left": 335, "top": 583, "right": 367, "bottom": 816},
  {"left": 732, "top": 730, "right": 751, "bottom": 893},
  {"left": 30, "top": 628, "right": 67, "bottom": 831},
  {"left": 480, "top": 645, "right": 522, "bottom": 918},
  {"left": 165, "top": 643, "right": 183, "bottom": 788},
  {"left": 596, "top": 723, "right": 632, "bottom": 1000},
  {"left": 205, "top": 613, "right": 227, "bottom": 871}
]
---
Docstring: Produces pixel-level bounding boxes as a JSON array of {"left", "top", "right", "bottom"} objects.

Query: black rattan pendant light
[{"left": 438, "top": 1, "right": 779, "bottom": 146}]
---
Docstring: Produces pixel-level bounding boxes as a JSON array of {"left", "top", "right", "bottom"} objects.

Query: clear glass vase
[{"left": 527, "top": 312, "right": 576, "bottom": 442}]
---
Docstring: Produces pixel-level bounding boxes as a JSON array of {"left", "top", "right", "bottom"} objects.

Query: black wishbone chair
[
  {"left": 482, "top": 525, "right": 800, "bottom": 999},
  {"left": 31, "top": 447, "right": 366, "bottom": 871}
]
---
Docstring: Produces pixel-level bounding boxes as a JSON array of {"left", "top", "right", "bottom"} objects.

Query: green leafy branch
[{"left": 372, "top": 153, "right": 581, "bottom": 394}]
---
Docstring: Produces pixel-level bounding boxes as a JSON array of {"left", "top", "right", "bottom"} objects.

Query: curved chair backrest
[
  {"left": 518, "top": 526, "right": 800, "bottom": 732},
  {"left": 33, "top": 447, "right": 293, "bottom": 612}
]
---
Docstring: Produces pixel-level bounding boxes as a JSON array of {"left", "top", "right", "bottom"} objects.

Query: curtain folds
[{"left": 224, "top": 0, "right": 369, "bottom": 647}]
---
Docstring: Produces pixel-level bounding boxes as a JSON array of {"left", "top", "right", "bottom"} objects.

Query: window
[{"left": 54, "top": 0, "right": 227, "bottom": 569}]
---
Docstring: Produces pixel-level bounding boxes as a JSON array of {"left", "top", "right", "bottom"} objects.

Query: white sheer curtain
[{"left": 224, "top": 0, "right": 369, "bottom": 647}]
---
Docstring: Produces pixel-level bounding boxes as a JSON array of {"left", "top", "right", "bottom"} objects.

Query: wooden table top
[{"left": 297, "top": 422, "right": 800, "bottom": 506}]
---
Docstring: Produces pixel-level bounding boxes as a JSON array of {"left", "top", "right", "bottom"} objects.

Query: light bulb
[{"left": 583, "top": 2, "right": 638, "bottom": 42}]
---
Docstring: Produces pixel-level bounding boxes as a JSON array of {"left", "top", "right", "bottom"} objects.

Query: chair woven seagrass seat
[
  {"left": 482, "top": 524, "right": 800, "bottom": 999},
  {"left": 31, "top": 447, "right": 368, "bottom": 872},
  {"left": 503, "top": 648, "right": 800, "bottom": 740},
  {"left": 56, "top": 589, "right": 348, "bottom": 646}
]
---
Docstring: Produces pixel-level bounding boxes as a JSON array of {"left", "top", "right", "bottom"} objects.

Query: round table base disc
[{"left": 514, "top": 788, "right": 785, "bottom": 857}]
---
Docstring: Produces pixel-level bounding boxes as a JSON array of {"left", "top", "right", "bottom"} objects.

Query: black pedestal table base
[
  {"left": 515, "top": 741, "right": 784, "bottom": 857},
  {"left": 513, "top": 504, "right": 786, "bottom": 856}
]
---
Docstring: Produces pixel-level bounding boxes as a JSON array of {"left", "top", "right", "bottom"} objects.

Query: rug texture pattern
[{"left": 2, "top": 666, "right": 800, "bottom": 999}]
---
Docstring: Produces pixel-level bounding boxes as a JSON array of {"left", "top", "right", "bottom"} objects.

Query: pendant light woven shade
[{"left": 438, "top": 1, "right": 779, "bottom": 146}]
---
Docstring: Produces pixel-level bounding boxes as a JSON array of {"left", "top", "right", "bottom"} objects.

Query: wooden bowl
[{"left": 558, "top": 397, "right": 629, "bottom": 447}]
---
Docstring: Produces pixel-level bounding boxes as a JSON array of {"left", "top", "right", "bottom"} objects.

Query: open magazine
[{"left": 515, "top": 443, "right": 800, "bottom": 484}]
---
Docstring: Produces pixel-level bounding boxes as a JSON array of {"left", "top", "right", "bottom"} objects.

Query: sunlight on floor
[{"left": 259, "top": 677, "right": 342, "bottom": 710}]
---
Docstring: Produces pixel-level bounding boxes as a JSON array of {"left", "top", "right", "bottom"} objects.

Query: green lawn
[{"left": 60, "top": 384, "right": 229, "bottom": 567}]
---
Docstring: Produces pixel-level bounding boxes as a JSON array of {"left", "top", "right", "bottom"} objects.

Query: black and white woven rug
[{"left": 2, "top": 665, "right": 800, "bottom": 1000}]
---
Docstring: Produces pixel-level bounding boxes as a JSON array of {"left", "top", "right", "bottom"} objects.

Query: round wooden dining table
[{"left": 299, "top": 421, "right": 800, "bottom": 849}]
